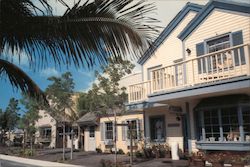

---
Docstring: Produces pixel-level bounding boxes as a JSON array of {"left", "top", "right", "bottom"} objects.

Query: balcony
[{"left": 128, "top": 44, "right": 250, "bottom": 103}]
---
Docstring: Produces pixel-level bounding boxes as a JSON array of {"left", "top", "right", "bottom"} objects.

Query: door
[{"left": 88, "top": 126, "right": 96, "bottom": 151}]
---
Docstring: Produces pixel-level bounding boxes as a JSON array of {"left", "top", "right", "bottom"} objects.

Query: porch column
[
  {"left": 238, "top": 106, "right": 244, "bottom": 142},
  {"left": 201, "top": 111, "right": 206, "bottom": 141}
]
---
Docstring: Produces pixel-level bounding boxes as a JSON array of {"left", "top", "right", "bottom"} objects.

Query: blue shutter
[
  {"left": 196, "top": 42, "right": 205, "bottom": 74},
  {"left": 122, "top": 121, "right": 126, "bottom": 141},
  {"left": 232, "top": 30, "right": 245, "bottom": 66}
]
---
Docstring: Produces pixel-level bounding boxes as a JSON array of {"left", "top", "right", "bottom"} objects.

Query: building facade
[{"left": 127, "top": 0, "right": 250, "bottom": 153}]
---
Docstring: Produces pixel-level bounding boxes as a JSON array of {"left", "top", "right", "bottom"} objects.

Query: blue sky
[{"left": 0, "top": 54, "right": 99, "bottom": 110}]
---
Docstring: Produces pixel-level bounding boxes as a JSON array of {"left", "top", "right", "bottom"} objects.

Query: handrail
[
  {"left": 128, "top": 43, "right": 250, "bottom": 103},
  {"left": 151, "top": 43, "right": 249, "bottom": 72}
]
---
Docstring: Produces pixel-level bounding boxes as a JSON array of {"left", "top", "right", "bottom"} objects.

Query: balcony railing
[{"left": 128, "top": 44, "right": 250, "bottom": 103}]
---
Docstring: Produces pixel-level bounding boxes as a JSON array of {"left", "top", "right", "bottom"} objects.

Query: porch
[{"left": 128, "top": 44, "right": 250, "bottom": 103}]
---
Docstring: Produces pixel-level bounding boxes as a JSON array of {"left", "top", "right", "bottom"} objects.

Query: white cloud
[{"left": 40, "top": 68, "right": 60, "bottom": 77}]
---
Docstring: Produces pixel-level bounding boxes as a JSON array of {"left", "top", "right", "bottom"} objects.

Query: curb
[{"left": 0, "top": 154, "right": 84, "bottom": 167}]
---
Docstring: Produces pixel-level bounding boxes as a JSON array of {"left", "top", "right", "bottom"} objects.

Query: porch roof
[
  {"left": 195, "top": 94, "right": 250, "bottom": 111},
  {"left": 77, "top": 112, "right": 99, "bottom": 126}
]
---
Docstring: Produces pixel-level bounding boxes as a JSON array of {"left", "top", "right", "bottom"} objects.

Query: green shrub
[
  {"left": 117, "top": 149, "right": 124, "bottom": 154},
  {"left": 135, "top": 150, "right": 143, "bottom": 158},
  {"left": 96, "top": 148, "right": 102, "bottom": 153}
]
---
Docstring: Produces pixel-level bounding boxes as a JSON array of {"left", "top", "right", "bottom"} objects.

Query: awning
[{"left": 195, "top": 94, "right": 250, "bottom": 111}]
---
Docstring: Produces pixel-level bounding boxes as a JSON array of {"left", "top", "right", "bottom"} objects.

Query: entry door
[{"left": 88, "top": 126, "right": 96, "bottom": 151}]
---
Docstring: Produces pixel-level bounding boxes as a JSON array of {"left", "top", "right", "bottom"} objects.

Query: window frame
[
  {"left": 105, "top": 122, "right": 113, "bottom": 140},
  {"left": 149, "top": 115, "right": 166, "bottom": 142},
  {"left": 126, "top": 119, "right": 139, "bottom": 140},
  {"left": 198, "top": 105, "right": 250, "bottom": 142},
  {"left": 204, "top": 33, "right": 232, "bottom": 54},
  {"left": 89, "top": 126, "right": 95, "bottom": 138}
]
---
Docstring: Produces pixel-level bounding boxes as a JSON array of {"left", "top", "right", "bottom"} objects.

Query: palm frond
[
  {"left": 0, "top": 59, "right": 45, "bottom": 101},
  {"left": 0, "top": 0, "right": 161, "bottom": 69}
]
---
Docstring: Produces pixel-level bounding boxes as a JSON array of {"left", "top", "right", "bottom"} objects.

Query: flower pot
[
  {"left": 165, "top": 152, "right": 171, "bottom": 158},
  {"left": 193, "top": 158, "right": 205, "bottom": 167},
  {"left": 231, "top": 162, "right": 245, "bottom": 167},
  {"left": 211, "top": 162, "right": 224, "bottom": 167}
]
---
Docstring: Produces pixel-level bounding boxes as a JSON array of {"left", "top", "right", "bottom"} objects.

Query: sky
[{"left": 0, "top": 0, "right": 248, "bottom": 110}]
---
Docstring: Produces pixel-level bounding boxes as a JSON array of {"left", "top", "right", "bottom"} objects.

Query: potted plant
[
  {"left": 230, "top": 155, "right": 247, "bottom": 167},
  {"left": 205, "top": 152, "right": 226, "bottom": 167},
  {"left": 189, "top": 151, "right": 205, "bottom": 167}
]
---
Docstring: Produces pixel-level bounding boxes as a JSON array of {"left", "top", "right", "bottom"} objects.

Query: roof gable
[
  {"left": 137, "top": 3, "right": 203, "bottom": 65},
  {"left": 178, "top": 0, "right": 250, "bottom": 41}
]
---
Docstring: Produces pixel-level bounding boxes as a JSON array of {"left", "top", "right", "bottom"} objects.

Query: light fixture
[{"left": 186, "top": 48, "right": 191, "bottom": 54}]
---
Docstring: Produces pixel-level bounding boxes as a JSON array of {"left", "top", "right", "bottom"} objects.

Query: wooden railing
[{"left": 128, "top": 44, "right": 250, "bottom": 103}]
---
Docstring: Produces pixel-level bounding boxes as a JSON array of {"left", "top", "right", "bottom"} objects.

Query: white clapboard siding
[
  {"left": 185, "top": 9, "right": 250, "bottom": 59},
  {"left": 143, "top": 11, "right": 198, "bottom": 81}
]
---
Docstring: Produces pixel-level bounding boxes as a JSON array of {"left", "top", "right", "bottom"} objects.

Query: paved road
[{"left": 0, "top": 160, "right": 39, "bottom": 167}]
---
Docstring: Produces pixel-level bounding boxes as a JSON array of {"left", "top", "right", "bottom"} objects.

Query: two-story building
[{"left": 127, "top": 0, "right": 250, "bottom": 153}]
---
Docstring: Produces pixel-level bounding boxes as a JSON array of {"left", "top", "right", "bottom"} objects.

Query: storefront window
[
  {"left": 198, "top": 106, "right": 249, "bottom": 142},
  {"left": 243, "top": 107, "right": 250, "bottom": 141},
  {"left": 221, "top": 107, "right": 239, "bottom": 141},
  {"left": 204, "top": 109, "right": 220, "bottom": 141}
]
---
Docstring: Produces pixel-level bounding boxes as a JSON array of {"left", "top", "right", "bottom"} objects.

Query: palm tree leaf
[
  {"left": 0, "top": 59, "right": 45, "bottom": 101},
  {"left": 0, "top": 0, "right": 161, "bottom": 69}
]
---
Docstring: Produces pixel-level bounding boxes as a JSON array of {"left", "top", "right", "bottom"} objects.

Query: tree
[
  {"left": 77, "top": 59, "right": 134, "bottom": 114},
  {"left": 0, "top": 0, "right": 160, "bottom": 100},
  {"left": 77, "top": 59, "right": 135, "bottom": 165},
  {"left": 0, "top": 98, "right": 20, "bottom": 145},
  {"left": 19, "top": 94, "right": 41, "bottom": 154},
  {"left": 45, "top": 72, "right": 77, "bottom": 161}
]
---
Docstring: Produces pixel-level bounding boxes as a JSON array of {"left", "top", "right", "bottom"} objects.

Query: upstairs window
[{"left": 206, "top": 35, "right": 230, "bottom": 53}]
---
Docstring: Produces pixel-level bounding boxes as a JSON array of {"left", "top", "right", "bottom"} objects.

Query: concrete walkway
[{"left": 0, "top": 154, "right": 84, "bottom": 167}]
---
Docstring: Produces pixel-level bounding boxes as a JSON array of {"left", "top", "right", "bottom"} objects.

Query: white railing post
[{"left": 244, "top": 44, "right": 250, "bottom": 75}]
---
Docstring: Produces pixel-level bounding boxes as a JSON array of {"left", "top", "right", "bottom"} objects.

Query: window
[
  {"left": 105, "top": 122, "right": 113, "bottom": 140},
  {"left": 243, "top": 107, "right": 250, "bottom": 141},
  {"left": 150, "top": 116, "right": 165, "bottom": 142},
  {"left": 127, "top": 120, "right": 138, "bottom": 139},
  {"left": 203, "top": 109, "right": 220, "bottom": 141},
  {"left": 221, "top": 107, "right": 239, "bottom": 141},
  {"left": 198, "top": 106, "right": 250, "bottom": 142},
  {"left": 206, "top": 35, "right": 230, "bottom": 53},
  {"left": 41, "top": 128, "right": 51, "bottom": 139},
  {"left": 89, "top": 126, "right": 95, "bottom": 138}
]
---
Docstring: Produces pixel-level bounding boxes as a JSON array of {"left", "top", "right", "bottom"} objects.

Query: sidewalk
[{"left": 0, "top": 154, "right": 84, "bottom": 167}]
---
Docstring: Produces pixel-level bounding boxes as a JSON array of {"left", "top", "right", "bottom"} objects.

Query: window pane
[
  {"left": 105, "top": 122, "right": 113, "bottom": 140},
  {"left": 243, "top": 107, "right": 250, "bottom": 141},
  {"left": 221, "top": 107, "right": 240, "bottom": 141}
]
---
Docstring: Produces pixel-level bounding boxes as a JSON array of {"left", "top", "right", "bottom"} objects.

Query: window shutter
[
  {"left": 122, "top": 121, "right": 126, "bottom": 141},
  {"left": 100, "top": 123, "right": 104, "bottom": 141},
  {"left": 232, "top": 30, "right": 245, "bottom": 66},
  {"left": 138, "top": 119, "right": 143, "bottom": 140},
  {"left": 112, "top": 121, "right": 117, "bottom": 140},
  {"left": 196, "top": 42, "right": 205, "bottom": 74}
]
